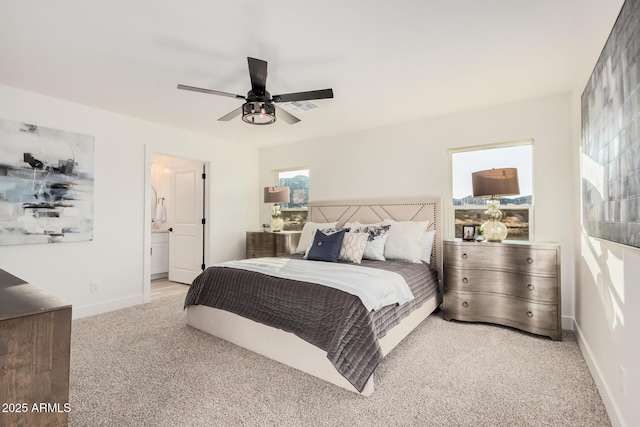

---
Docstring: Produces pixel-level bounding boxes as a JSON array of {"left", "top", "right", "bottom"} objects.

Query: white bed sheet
[{"left": 218, "top": 257, "right": 414, "bottom": 311}]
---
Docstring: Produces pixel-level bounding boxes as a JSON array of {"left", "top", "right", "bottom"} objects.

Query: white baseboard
[
  {"left": 562, "top": 315, "right": 574, "bottom": 330},
  {"left": 151, "top": 272, "right": 168, "bottom": 280},
  {"left": 72, "top": 294, "right": 144, "bottom": 320},
  {"left": 574, "top": 319, "right": 625, "bottom": 427}
]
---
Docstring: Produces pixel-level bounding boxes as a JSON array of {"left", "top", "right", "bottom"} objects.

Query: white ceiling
[{"left": 0, "top": 1, "right": 622, "bottom": 148}]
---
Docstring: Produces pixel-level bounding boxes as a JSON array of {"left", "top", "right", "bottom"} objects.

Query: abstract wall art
[
  {"left": 0, "top": 118, "right": 95, "bottom": 245},
  {"left": 582, "top": 0, "right": 640, "bottom": 248}
]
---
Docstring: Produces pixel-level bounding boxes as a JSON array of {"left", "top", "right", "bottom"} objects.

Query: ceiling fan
[{"left": 177, "top": 57, "right": 334, "bottom": 125}]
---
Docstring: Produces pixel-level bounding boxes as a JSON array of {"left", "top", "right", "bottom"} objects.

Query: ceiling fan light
[{"left": 242, "top": 101, "right": 276, "bottom": 125}]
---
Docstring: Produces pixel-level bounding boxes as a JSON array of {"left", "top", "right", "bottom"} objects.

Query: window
[
  {"left": 276, "top": 168, "right": 309, "bottom": 230},
  {"left": 450, "top": 142, "right": 533, "bottom": 240}
]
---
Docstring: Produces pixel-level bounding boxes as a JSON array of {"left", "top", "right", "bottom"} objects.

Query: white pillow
[
  {"left": 421, "top": 230, "right": 437, "bottom": 264},
  {"left": 296, "top": 221, "right": 337, "bottom": 253},
  {"left": 343, "top": 222, "right": 357, "bottom": 231},
  {"left": 338, "top": 232, "right": 369, "bottom": 264},
  {"left": 382, "top": 220, "right": 431, "bottom": 263},
  {"left": 344, "top": 221, "right": 382, "bottom": 231},
  {"left": 353, "top": 224, "right": 391, "bottom": 261}
]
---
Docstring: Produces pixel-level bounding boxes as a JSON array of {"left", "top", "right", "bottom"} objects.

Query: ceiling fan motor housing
[{"left": 242, "top": 101, "right": 276, "bottom": 125}]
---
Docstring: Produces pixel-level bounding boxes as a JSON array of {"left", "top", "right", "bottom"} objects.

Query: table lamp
[
  {"left": 264, "top": 186, "right": 290, "bottom": 232},
  {"left": 472, "top": 168, "right": 520, "bottom": 242}
]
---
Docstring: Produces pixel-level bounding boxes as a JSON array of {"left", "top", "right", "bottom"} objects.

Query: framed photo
[{"left": 462, "top": 225, "right": 476, "bottom": 241}]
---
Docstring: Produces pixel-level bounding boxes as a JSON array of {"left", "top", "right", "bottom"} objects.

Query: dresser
[
  {"left": 246, "top": 231, "right": 302, "bottom": 258},
  {"left": 443, "top": 239, "right": 562, "bottom": 340},
  {"left": 0, "top": 269, "right": 72, "bottom": 426}
]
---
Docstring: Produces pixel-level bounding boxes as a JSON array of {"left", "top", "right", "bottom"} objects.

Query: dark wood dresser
[
  {"left": 246, "top": 231, "right": 302, "bottom": 258},
  {"left": 0, "top": 269, "right": 72, "bottom": 427}
]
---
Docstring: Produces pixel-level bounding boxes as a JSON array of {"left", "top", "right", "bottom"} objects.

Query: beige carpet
[{"left": 69, "top": 290, "right": 610, "bottom": 426}]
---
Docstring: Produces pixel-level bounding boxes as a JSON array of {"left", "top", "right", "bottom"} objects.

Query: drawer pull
[
  {"left": 527, "top": 284, "right": 535, "bottom": 291},
  {"left": 462, "top": 301, "right": 469, "bottom": 308},
  {"left": 462, "top": 253, "right": 468, "bottom": 260},
  {"left": 526, "top": 257, "right": 533, "bottom": 264},
  {"left": 526, "top": 311, "right": 533, "bottom": 318},
  {"left": 462, "top": 277, "right": 469, "bottom": 284}
]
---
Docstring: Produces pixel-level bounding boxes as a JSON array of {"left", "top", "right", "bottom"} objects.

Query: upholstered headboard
[{"left": 308, "top": 197, "right": 442, "bottom": 280}]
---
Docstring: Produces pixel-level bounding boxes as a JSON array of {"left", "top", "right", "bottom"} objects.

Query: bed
[{"left": 185, "top": 197, "right": 442, "bottom": 395}]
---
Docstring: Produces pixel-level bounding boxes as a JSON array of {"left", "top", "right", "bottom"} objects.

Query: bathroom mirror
[{"left": 151, "top": 186, "right": 158, "bottom": 224}]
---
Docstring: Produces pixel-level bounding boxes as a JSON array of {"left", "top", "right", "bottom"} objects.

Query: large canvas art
[
  {"left": 0, "top": 118, "right": 95, "bottom": 245},
  {"left": 582, "top": 0, "right": 640, "bottom": 248}
]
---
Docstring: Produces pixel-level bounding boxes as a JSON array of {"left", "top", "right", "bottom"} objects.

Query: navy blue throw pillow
[{"left": 306, "top": 230, "right": 346, "bottom": 262}]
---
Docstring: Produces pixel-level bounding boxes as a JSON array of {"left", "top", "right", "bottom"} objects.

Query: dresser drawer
[
  {"left": 247, "top": 232, "right": 274, "bottom": 252},
  {"left": 444, "top": 268, "right": 558, "bottom": 302},
  {"left": 444, "top": 243, "right": 558, "bottom": 276},
  {"left": 445, "top": 291, "right": 559, "bottom": 333}
]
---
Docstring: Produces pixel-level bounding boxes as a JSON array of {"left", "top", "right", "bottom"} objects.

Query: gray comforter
[{"left": 184, "top": 255, "right": 439, "bottom": 392}]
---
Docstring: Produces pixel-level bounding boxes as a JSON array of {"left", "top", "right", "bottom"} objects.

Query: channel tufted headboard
[{"left": 308, "top": 197, "right": 443, "bottom": 281}]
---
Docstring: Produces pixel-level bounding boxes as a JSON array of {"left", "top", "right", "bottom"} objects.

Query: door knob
[{"left": 168, "top": 227, "right": 173, "bottom": 232}]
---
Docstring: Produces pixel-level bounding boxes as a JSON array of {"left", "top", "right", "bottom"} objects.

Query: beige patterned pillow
[{"left": 338, "top": 232, "right": 369, "bottom": 264}]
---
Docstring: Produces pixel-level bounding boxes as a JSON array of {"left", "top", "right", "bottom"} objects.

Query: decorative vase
[
  {"left": 481, "top": 197, "right": 508, "bottom": 242},
  {"left": 270, "top": 203, "right": 284, "bottom": 232}
]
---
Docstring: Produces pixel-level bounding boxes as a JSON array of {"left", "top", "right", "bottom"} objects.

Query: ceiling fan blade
[
  {"left": 272, "top": 88, "right": 333, "bottom": 103},
  {"left": 217, "top": 107, "right": 242, "bottom": 121},
  {"left": 177, "top": 84, "right": 245, "bottom": 99},
  {"left": 274, "top": 105, "right": 301, "bottom": 125},
  {"left": 247, "top": 57, "right": 268, "bottom": 95}
]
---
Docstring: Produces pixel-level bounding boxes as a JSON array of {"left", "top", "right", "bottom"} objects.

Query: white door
[{"left": 168, "top": 165, "right": 204, "bottom": 284}]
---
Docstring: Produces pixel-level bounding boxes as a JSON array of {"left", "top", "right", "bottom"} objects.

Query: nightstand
[
  {"left": 246, "top": 231, "right": 302, "bottom": 259},
  {"left": 443, "top": 239, "right": 562, "bottom": 340}
]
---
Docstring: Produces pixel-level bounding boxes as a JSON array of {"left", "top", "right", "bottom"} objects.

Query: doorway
[{"left": 144, "top": 149, "right": 210, "bottom": 303}]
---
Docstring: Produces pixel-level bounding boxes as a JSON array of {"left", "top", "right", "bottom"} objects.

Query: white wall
[
  {"left": 260, "top": 93, "right": 575, "bottom": 327},
  {"left": 570, "top": 1, "right": 639, "bottom": 426},
  {"left": 0, "top": 84, "right": 259, "bottom": 318},
  {"left": 570, "top": 97, "right": 638, "bottom": 426},
  {"left": 574, "top": 236, "right": 640, "bottom": 427}
]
